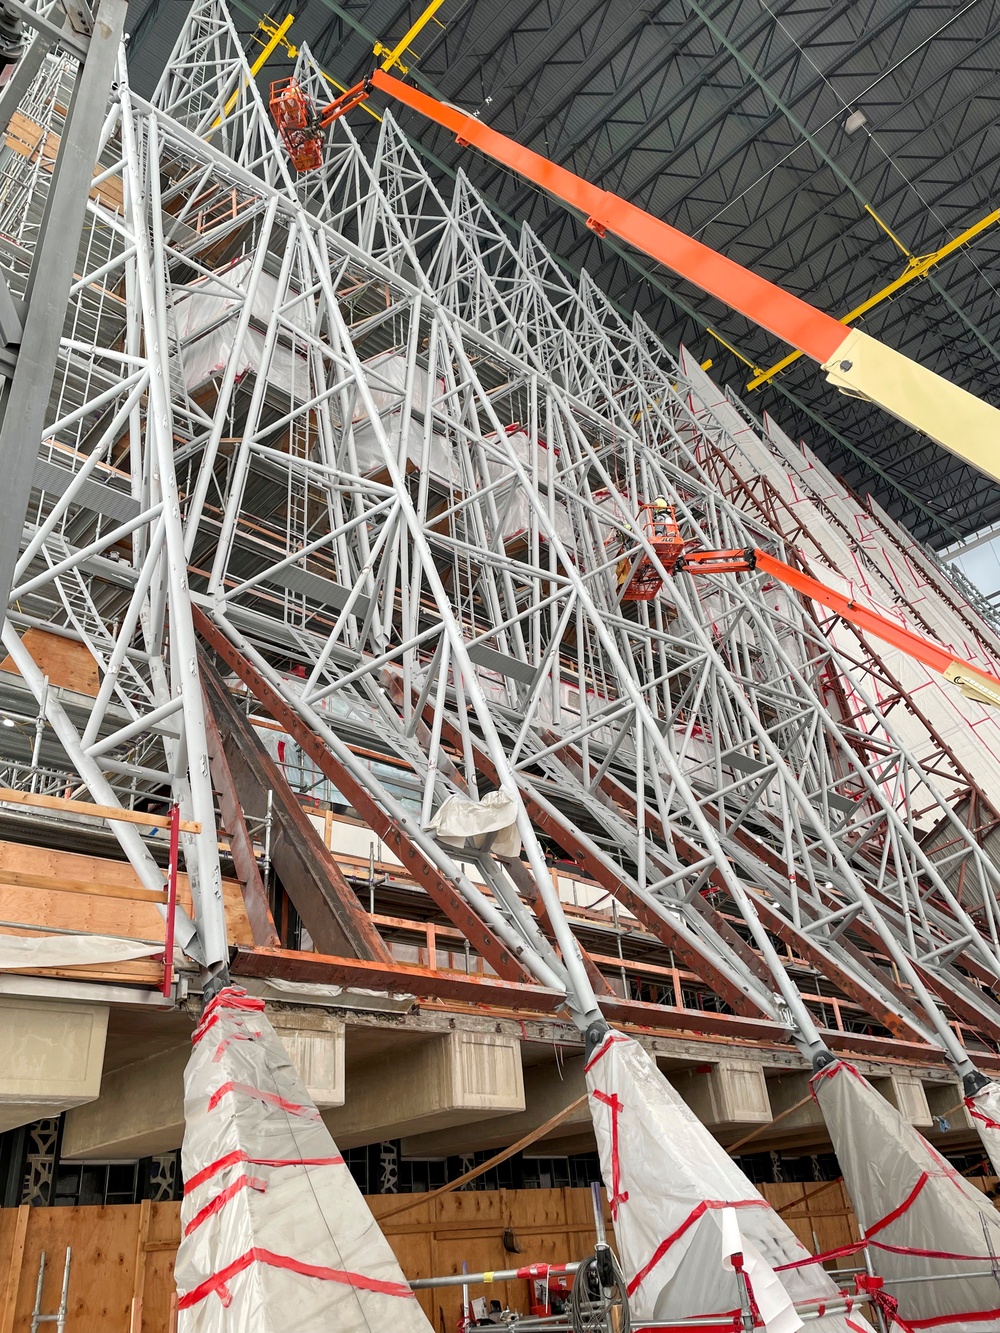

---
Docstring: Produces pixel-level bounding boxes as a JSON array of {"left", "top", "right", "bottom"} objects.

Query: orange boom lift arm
[
  {"left": 274, "top": 68, "right": 1000, "bottom": 487},
  {"left": 616, "top": 506, "right": 1000, "bottom": 709}
]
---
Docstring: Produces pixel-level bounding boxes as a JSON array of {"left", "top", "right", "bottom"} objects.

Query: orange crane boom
[
  {"left": 268, "top": 78, "right": 1000, "bottom": 710},
  {"left": 671, "top": 540, "right": 1000, "bottom": 710},
  {"left": 318, "top": 68, "right": 1000, "bottom": 487}
]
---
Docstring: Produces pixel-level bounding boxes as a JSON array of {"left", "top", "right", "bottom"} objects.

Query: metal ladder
[{"left": 30, "top": 1247, "right": 71, "bottom": 1333}]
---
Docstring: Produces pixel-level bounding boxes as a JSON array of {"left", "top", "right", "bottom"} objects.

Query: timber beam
[
  {"left": 193, "top": 608, "right": 537, "bottom": 985},
  {"left": 201, "top": 653, "right": 390, "bottom": 962}
]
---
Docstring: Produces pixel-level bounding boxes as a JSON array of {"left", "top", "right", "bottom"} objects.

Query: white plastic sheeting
[
  {"left": 173, "top": 260, "right": 309, "bottom": 400},
  {"left": 175, "top": 986, "right": 434, "bottom": 1333},
  {"left": 351, "top": 352, "right": 460, "bottom": 487},
  {"left": 678, "top": 349, "right": 1000, "bottom": 819},
  {"left": 427, "top": 789, "right": 521, "bottom": 857},
  {"left": 966, "top": 1079, "right": 1000, "bottom": 1177},
  {"left": 0, "top": 933, "right": 162, "bottom": 968},
  {"left": 814, "top": 1059, "right": 1000, "bottom": 1331},
  {"left": 484, "top": 429, "right": 576, "bottom": 552},
  {"left": 584, "top": 1033, "right": 853, "bottom": 1331}
]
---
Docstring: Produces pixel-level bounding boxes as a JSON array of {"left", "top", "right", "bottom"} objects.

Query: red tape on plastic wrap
[
  {"left": 584, "top": 1032, "right": 630, "bottom": 1074},
  {"left": 864, "top": 1172, "right": 929, "bottom": 1239},
  {"left": 185, "top": 1150, "right": 345, "bottom": 1194},
  {"left": 907, "top": 1309, "right": 1000, "bottom": 1329},
  {"left": 592, "top": 1089, "right": 629, "bottom": 1219},
  {"left": 213, "top": 1031, "right": 262, "bottom": 1061},
  {"left": 193, "top": 987, "right": 266, "bottom": 1044},
  {"left": 207, "top": 1081, "right": 320, "bottom": 1119},
  {"left": 176, "top": 1248, "right": 416, "bottom": 1309},
  {"left": 966, "top": 1098, "right": 1000, "bottom": 1131},
  {"left": 183, "top": 1175, "right": 266, "bottom": 1235},
  {"left": 627, "top": 1199, "right": 769, "bottom": 1296}
]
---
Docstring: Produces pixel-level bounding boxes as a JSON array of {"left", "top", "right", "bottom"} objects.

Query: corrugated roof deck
[{"left": 125, "top": 0, "right": 1000, "bottom": 548}]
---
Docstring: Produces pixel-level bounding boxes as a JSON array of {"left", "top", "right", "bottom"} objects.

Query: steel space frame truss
[{"left": 7, "top": 0, "right": 1000, "bottom": 1082}]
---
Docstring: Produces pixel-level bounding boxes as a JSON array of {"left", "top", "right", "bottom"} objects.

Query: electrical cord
[{"left": 569, "top": 1245, "right": 630, "bottom": 1333}]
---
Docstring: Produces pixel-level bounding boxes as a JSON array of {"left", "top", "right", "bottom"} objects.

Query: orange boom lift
[
  {"left": 270, "top": 68, "right": 1000, "bottom": 489},
  {"left": 268, "top": 74, "right": 1000, "bottom": 712}
]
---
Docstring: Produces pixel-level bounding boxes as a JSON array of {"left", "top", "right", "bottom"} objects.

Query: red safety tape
[
  {"left": 207, "top": 1081, "right": 320, "bottom": 1119},
  {"left": 774, "top": 1240, "right": 865, "bottom": 1271},
  {"left": 869, "top": 1238, "right": 1000, "bottom": 1262},
  {"left": 183, "top": 1175, "right": 266, "bottom": 1236},
  {"left": 966, "top": 1098, "right": 1000, "bottom": 1131},
  {"left": 907, "top": 1309, "right": 1000, "bottom": 1330},
  {"left": 864, "top": 1172, "right": 930, "bottom": 1239},
  {"left": 583, "top": 1032, "right": 630, "bottom": 1075},
  {"left": 592, "top": 1090, "right": 629, "bottom": 1219},
  {"left": 627, "top": 1199, "right": 769, "bottom": 1296},
  {"left": 515, "top": 1264, "right": 572, "bottom": 1280},
  {"left": 192, "top": 1013, "right": 220, "bottom": 1045},
  {"left": 808, "top": 1057, "right": 866, "bottom": 1101},
  {"left": 213, "top": 1031, "right": 262, "bottom": 1062},
  {"left": 854, "top": 1274, "right": 909, "bottom": 1332},
  {"left": 176, "top": 1248, "right": 416, "bottom": 1309},
  {"left": 185, "top": 1151, "right": 345, "bottom": 1194},
  {"left": 193, "top": 987, "right": 266, "bottom": 1044}
]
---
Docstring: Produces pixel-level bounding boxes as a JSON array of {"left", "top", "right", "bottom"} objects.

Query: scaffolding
[{"left": 5, "top": 0, "right": 1000, "bottom": 1323}]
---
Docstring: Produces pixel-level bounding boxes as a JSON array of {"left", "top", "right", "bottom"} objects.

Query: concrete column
[
  {"left": 63, "top": 1013, "right": 345, "bottom": 1158},
  {"left": 401, "top": 1054, "right": 589, "bottom": 1158},
  {"left": 0, "top": 996, "right": 108, "bottom": 1132},
  {"left": 325, "top": 1030, "right": 524, "bottom": 1149},
  {"left": 270, "top": 1010, "right": 345, "bottom": 1109}
]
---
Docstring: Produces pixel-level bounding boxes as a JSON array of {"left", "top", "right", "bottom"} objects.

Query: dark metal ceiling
[{"left": 126, "top": 0, "right": 1000, "bottom": 548}]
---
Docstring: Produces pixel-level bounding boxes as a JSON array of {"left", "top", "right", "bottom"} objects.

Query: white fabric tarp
[
  {"left": 175, "top": 985, "right": 434, "bottom": 1333},
  {"left": 814, "top": 1059, "right": 1000, "bottom": 1332},
  {"left": 0, "top": 933, "right": 162, "bottom": 969},
  {"left": 967, "top": 1079, "right": 1000, "bottom": 1177},
  {"left": 585, "top": 1033, "right": 851, "bottom": 1331},
  {"left": 427, "top": 789, "right": 521, "bottom": 857}
]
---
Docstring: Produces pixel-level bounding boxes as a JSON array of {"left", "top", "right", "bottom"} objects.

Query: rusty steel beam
[
  {"left": 541, "top": 732, "right": 776, "bottom": 993},
  {"left": 230, "top": 944, "right": 564, "bottom": 1009},
  {"left": 403, "top": 695, "right": 766, "bottom": 1020},
  {"left": 202, "top": 652, "right": 392, "bottom": 962},
  {"left": 538, "top": 731, "right": 946, "bottom": 1048},
  {"left": 201, "top": 680, "right": 279, "bottom": 948},
  {"left": 497, "top": 852, "right": 616, "bottom": 998},
  {"left": 193, "top": 609, "right": 537, "bottom": 984}
]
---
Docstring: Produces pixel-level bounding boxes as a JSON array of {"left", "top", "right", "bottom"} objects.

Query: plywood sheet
[
  {"left": 0, "top": 630, "right": 102, "bottom": 698},
  {"left": 0, "top": 841, "right": 253, "bottom": 949}
]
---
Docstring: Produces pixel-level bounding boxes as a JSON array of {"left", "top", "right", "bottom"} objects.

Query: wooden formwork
[{"left": 0, "top": 1178, "right": 938, "bottom": 1333}]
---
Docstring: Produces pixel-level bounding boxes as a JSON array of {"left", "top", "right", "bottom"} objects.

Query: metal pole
[
  {"left": 411, "top": 1263, "right": 582, "bottom": 1290},
  {"left": 161, "top": 803, "right": 179, "bottom": 998},
  {"left": 29, "top": 1251, "right": 45, "bottom": 1333},
  {"left": 55, "top": 1248, "right": 70, "bottom": 1333},
  {"left": 0, "top": 0, "right": 128, "bottom": 612}
]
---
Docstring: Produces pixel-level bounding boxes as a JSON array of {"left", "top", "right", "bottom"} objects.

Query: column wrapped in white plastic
[
  {"left": 966, "top": 1078, "right": 1000, "bottom": 1178},
  {"left": 814, "top": 1058, "right": 1000, "bottom": 1332},
  {"left": 175, "top": 985, "right": 433, "bottom": 1333},
  {"left": 585, "top": 1032, "right": 851, "bottom": 1331}
]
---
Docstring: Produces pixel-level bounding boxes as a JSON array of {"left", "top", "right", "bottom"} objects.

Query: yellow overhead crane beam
[
  {"left": 373, "top": 0, "right": 449, "bottom": 75},
  {"left": 217, "top": 11, "right": 296, "bottom": 123},
  {"left": 236, "top": 1, "right": 451, "bottom": 130},
  {"left": 745, "top": 204, "right": 1000, "bottom": 391}
]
